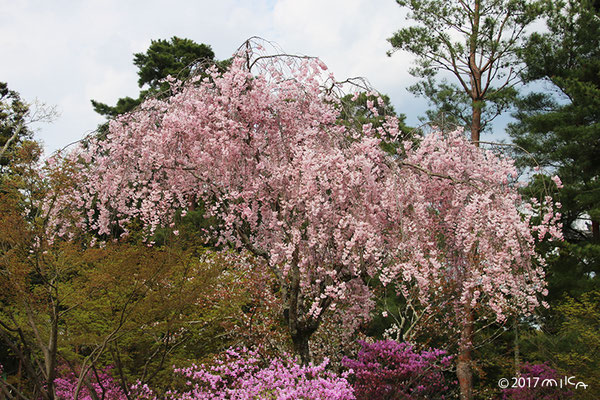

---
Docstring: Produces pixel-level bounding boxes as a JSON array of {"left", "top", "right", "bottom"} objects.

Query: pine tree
[
  {"left": 91, "top": 37, "right": 218, "bottom": 118},
  {"left": 388, "top": 0, "right": 547, "bottom": 143},
  {"left": 509, "top": 0, "right": 600, "bottom": 306}
]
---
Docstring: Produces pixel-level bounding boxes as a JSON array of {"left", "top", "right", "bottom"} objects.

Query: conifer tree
[{"left": 509, "top": 0, "right": 600, "bottom": 304}]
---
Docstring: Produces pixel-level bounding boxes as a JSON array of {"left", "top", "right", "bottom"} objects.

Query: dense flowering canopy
[
  {"left": 47, "top": 50, "right": 397, "bottom": 339},
  {"left": 46, "top": 44, "right": 561, "bottom": 343},
  {"left": 383, "top": 132, "right": 562, "bottom": 323}
]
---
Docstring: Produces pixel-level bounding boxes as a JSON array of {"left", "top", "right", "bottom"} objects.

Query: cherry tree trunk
[
  {"left": 286, "top": 260, "right": 318, "bottom": 365},
  {"left": 514, "top": 317, "right": 521, "bottom": 376},
  {"left": 457, "top": 309, "right": 475, "bottom": 400},
  {"left": 292, "top": 330, "right": 312, "bottom": 365}
]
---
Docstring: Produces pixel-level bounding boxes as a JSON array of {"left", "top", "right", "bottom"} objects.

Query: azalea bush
[
  {"left": 131, "top": 347, "right": 355, "bottom": 399},
  {"left": 54, "top": 367, "right": 125, "bottom": 400},
  {"left": 342, "top": 340, "right": 454, "bottom": 399},
  {"left": 502, "top": 363, "right": 572, "bottom": 400}
]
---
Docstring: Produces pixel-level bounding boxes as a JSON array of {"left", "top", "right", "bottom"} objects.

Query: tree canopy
[
  {"left": 40, "top": 44, "right": 562, "bottom": 400},
  {"left": 388, "top": 0, "right": 547, "bottom": 142},
  {"left": 0, "top": 83, "right": 33, "bottom": 172}
]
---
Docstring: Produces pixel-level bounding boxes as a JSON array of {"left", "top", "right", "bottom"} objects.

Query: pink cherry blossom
[{"left": 44, "top": 44, "right": 561, "bottom": 364}]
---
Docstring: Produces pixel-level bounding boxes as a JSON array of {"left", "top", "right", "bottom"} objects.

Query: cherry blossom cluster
[
  {"left": 46, "top": 51, "right": 398, "bottom": 330},
  {"left": 379, "top": 131, "right": 563, "bottom": 323},
  {"left": 44, "top": 46, "right": 562, "bottom": 341}
]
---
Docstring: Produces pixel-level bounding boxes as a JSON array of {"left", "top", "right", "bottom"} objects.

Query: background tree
[
  {"left": 388, "top": 0, "right": 547, "bottom": 142},
  {"left": 0, "top": 83, "right": 55, "bottom": 174},
  {"left": 519, "top": 291, "right": 599, "bottom": 400},
  {"left": 91, "top": 37, "right": 219, "bottom": 119},
  {"left": 0, "top": 83, "right": 31, "bottom": 170},
  {"left": 509, "top": 0, "right": 599, "bottom": 293},
  {"left": 507, "top": 3, "right": 599, "bottom": 398},
  {"left": 0, "top": 141, "right": 73, "bottom": 400}
]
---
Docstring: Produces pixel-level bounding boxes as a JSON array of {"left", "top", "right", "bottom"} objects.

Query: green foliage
[
  {"left": 520, "top": 291, "right": 599, "bottom": 399},
  {"left": 59, "top": 244, "right": 280, "bottom": 392},
  {"left": 133, "top": 37, "right": 215, "bottom": 91},
  {"left": 91, "top": 37, "right": 220, "bottom": 119},
  {"left": 554, "top": 290, "right": 600, "bottom": 396},
  {"left": 0, "top": 153, "right": 85, "bottom": 397},
  {"left": 339, "top": 92, "right": 398, "bottom": 128},
  {"left": 0, "top": 82, "right": 32, "bottom": 172},
  {"left": 509, "top": 0, "right": 600, "bottom": 309},
  {"left": 90, "top": 96, "right": 141, "bottom": 119},
  {"left": 410, "top": 78, "right": 519, "bottom": 134}
]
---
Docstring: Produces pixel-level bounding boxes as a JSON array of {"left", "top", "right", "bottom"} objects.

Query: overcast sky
[{"left": 1, "top": 0, "right": 513, "bottom": 156}]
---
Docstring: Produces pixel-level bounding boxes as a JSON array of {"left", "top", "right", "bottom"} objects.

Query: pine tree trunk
[
  {"left": 457, "top": 310, "right": 475, "bottom": 400},
  {"left": 471, "top": 105, "right": 482, "bottom": 145},
  {"left": 469, "top": 0, "right": 482, "bottom": 147}
]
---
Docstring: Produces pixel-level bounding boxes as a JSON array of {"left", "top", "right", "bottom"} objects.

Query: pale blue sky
[{"left": 1, "top": 0, "right": 516, "bottom": 155}]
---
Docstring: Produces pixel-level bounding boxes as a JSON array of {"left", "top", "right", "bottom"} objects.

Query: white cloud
[
  {"left": 84, "top": 67, "right": 138, "bottom": 107},
  {"left": 1, "top": 0, "right": 428, "bottom": 154},
  {"left": 269, "top": 0, "right": 423, "bottom": 120}
]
